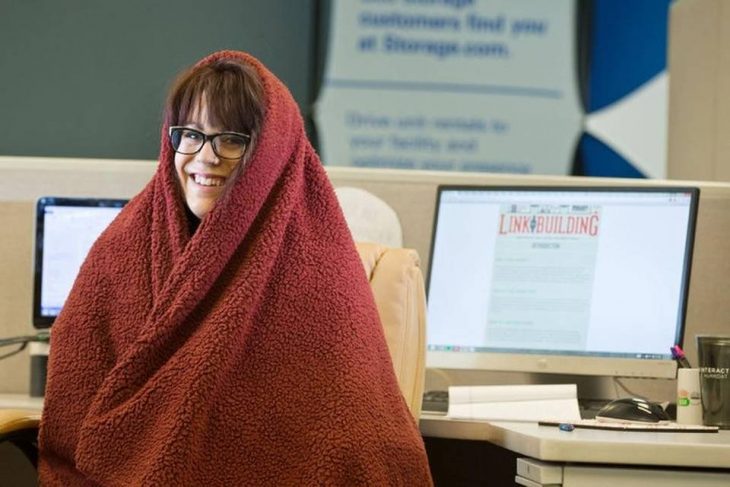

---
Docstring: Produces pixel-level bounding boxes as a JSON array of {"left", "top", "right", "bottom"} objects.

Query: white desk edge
[{"left": 420, "top": 412, "right": 730, "bottom": 470}]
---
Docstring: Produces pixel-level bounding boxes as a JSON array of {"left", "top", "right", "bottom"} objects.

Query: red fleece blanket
[{"left": 39, "top": 51, "right": 432, "bottom": 486}]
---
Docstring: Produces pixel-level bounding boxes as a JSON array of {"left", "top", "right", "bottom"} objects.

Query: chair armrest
[
  {"left": 0, "top": 409, "right": 41, "bottom": 469},
  {"left": 0, "top": 409, "right": 40, "bottom": 438}
]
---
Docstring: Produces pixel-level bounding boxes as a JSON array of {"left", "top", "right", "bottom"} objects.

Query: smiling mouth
[{"left": 191, "top": 173, "right": 225, "bottom": 187}]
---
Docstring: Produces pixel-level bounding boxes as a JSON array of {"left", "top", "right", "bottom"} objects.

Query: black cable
[
  {"left": 0, "top": 332, "right": 50, "bottom": 362},
  {"left": 0, "top": 343, "right": 27, "bottom": 361}
]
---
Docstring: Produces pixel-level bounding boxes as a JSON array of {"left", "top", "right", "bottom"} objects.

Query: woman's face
[{"left": 174, "top": 99, "right": 244, "bottom": 219}]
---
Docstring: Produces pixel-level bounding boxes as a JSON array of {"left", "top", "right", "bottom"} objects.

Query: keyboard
[{"left": 422, "top": 390, "right": 449, "bottom": 413}]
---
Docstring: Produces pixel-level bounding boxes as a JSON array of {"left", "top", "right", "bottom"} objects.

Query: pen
[
  {"left": 671, "top": 345, "right": 691, "bottom": 368},
  {"left": 538, "top": 420, "right": 718, "bottom": 433}
]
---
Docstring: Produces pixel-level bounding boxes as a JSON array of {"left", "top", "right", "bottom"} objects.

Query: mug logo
[{"left": 700, "top": 367, "right": 729, "bottom": 379}]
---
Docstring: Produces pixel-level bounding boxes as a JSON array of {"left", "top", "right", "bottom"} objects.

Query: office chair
[
  {"left": 0, "top": 242, "right": 427, "bottom": 470},
  {"left": 354, "top": 242, "right": 427, "bottom": 420}
]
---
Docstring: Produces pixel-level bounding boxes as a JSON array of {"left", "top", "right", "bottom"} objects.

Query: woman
[{"left": 39, "top": 51, "right": 432, "bottom": 485}]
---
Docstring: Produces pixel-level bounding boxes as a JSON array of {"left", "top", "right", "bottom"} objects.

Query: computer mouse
[{"left": 595, "top": 398, "right": 670, "bottom": 423}]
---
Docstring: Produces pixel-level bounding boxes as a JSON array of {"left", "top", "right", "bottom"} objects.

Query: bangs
[{"left": 166, "top": 60, "right": 264, "bottom": 137}]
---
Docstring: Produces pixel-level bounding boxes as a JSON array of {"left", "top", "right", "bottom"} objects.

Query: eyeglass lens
[{"left": 170, "top": 128, "right": 248, "bottom": 159}]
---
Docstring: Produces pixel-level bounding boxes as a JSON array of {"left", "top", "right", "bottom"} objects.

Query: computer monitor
[
  {"left": 426, "top": 186, "right": 699, "bottom": 379},
  {"left": 33, "top": 196, "right": 127, "bottom": 328}
]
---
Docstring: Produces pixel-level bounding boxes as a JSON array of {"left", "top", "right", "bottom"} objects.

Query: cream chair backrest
[{"left": 355, "top": 242, "right": 427, "bottom": 420}]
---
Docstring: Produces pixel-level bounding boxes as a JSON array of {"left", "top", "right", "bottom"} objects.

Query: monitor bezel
[
  {"left": 32, "top": 196, "right": 128, "bottom": 329},
  {"left": 426, "top": 185, "right": 700, "bottom": 379}
]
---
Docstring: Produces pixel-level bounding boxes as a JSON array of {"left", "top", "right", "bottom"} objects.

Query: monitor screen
[
  {"left": 33, "top": 196, "right": 127, "bottom": 328},
  {"left": 426, "top": 186, "right": 699, "bottom": 379}
]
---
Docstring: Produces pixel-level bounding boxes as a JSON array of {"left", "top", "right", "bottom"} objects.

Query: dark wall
[{"left": 0, "top": 0, "right": 317, "bottom": 160}]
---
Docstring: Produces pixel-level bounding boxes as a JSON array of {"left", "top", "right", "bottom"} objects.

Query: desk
[
  {"left": 420, "top": 412, "right": 730, "bottom": 486},
  {"left": 0, "top": 394, "right": 43, "bottom": 412},
  {"left": 4, "top": 396, "right": 729, "bottom": 484}
]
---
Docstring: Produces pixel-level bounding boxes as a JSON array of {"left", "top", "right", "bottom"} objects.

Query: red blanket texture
[{"left": 39, "top": 51, "right": 432, "bottom": 486}]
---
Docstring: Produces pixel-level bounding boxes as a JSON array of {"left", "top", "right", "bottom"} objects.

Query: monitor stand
[{"left": 29, "top": 341, "right": 49, "bottom": 397}]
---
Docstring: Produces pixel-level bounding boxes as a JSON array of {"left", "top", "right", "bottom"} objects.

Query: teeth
[{"left": 193, "top": 174, "right": 223, "bottom": 187}]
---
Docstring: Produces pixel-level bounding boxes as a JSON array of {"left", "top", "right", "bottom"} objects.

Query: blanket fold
[{"left": 39, "top": 51, "right": 432, "bottom": 486}]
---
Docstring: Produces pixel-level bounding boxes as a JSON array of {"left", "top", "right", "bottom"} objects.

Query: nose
[{"left": 195, "top": 139, "right": 220, "bottom": 165}]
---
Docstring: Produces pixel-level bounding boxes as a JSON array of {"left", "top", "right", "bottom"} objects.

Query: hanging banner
[{"left": 315, "top": 0, "right": 582, "bottom": 174}]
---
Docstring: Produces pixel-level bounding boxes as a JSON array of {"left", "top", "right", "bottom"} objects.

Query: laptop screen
[
  {"left": 33, "top": 197, "right": 127, "bottom": 328},
  {"left": 426, "top": 186, "right": 699, "bottom": 377}
]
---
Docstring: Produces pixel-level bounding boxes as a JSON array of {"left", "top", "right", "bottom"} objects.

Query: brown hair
[{"left": 164, "top": 58, "right": 265, "bottom": 152}]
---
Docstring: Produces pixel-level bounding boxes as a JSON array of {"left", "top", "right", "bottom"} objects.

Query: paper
[{"left": 447, "top": 384, "right": 581, "bottom": 422}]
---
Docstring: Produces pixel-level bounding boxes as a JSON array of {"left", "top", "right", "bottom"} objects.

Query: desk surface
[
  {"left": 420, "top": 412, "right": 730, "bottom": 469},
  {"left": 0, "top": 393, "right": 43, "bottom": 411},
  {"left": 4, "top": 394, "right": 729, "bottom": 470}
]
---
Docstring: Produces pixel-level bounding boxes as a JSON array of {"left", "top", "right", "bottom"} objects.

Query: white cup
[{"left": 677, "top": 368, "right": 703, "bottom": 425}]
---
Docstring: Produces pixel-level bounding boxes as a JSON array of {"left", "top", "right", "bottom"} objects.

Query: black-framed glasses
[{"left": 169, "top": 126, "right": 251, "bottom": 160}]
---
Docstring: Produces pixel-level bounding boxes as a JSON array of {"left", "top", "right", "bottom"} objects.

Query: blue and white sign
[{"left": 315, "top": 0, "right": 582, "bottom": 175}]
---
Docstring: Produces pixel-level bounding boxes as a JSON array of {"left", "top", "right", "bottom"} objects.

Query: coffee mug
[{"left": 696, "top": 335, "right": 730, "bottom": 428}]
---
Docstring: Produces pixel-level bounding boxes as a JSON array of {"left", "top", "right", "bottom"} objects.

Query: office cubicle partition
[{"left": 1, "top": 157, "right": 729, "bottom": 401}]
